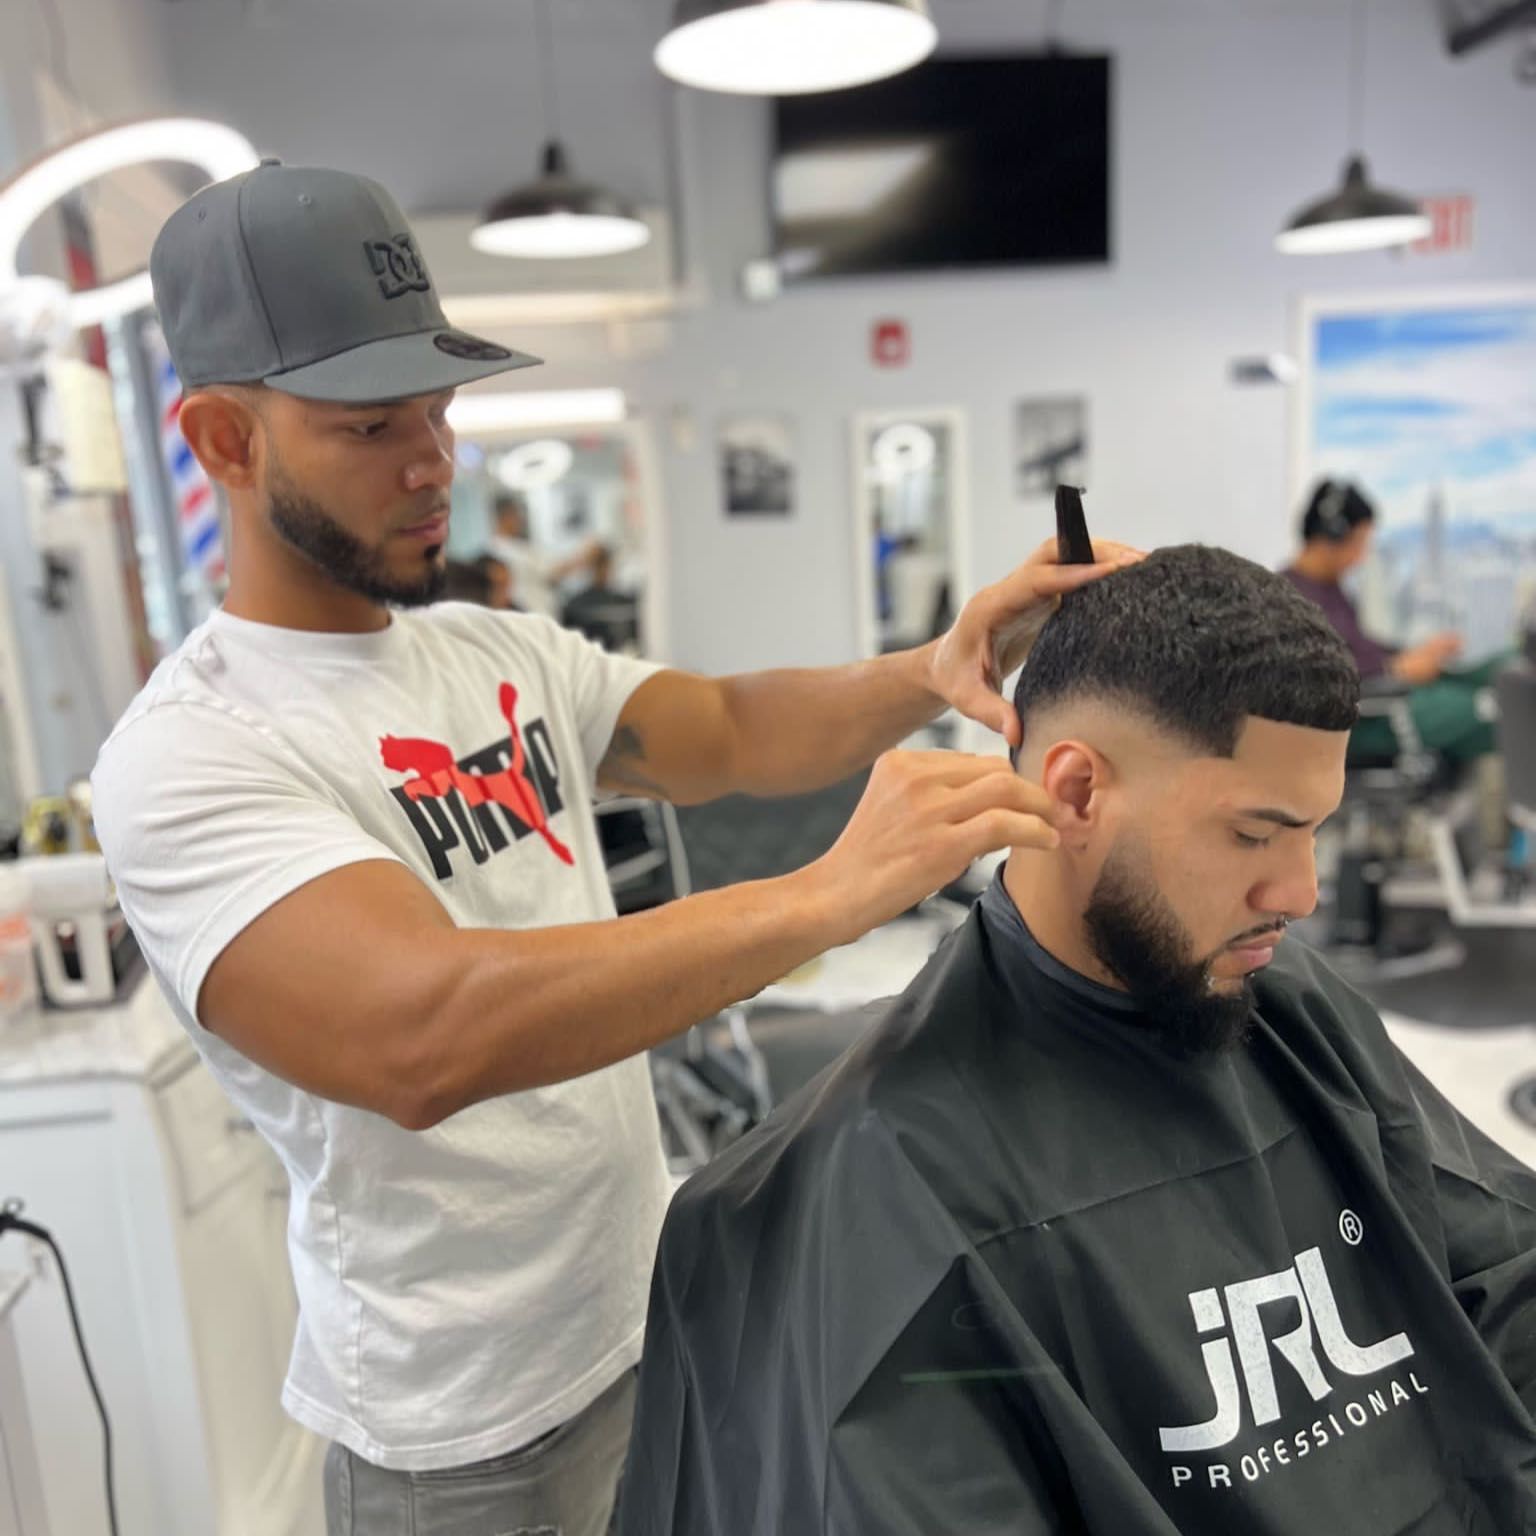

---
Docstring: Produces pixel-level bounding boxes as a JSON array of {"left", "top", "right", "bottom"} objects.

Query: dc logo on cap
[
  {"left": 435, "top": 332, "right": 513, "bottom": 362},
  {"left": 366, "top": 235, "right": 431, "bottom": 300}
]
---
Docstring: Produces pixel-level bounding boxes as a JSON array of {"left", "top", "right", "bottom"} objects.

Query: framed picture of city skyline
[{"left": 1294, "top": 287, "right": 1536, "bottom": 662}]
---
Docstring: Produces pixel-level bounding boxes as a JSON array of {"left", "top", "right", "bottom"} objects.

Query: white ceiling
[
  {"left": 150, "top": 0, "right": 684, "bottom": 214},
  {"left": 134, "top": 0, "right": 1412, "bottom": 215},
  {"left": 20, "top": 0, "right": 1509, "bottom": 229}
]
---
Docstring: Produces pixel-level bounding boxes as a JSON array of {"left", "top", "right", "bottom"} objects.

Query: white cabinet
[
  {"left": 0, "top": 1274, "right": 50, "bottom": 1536},
  {"left": 0, "top": 979, "right": 323, "bottom": 1536}
]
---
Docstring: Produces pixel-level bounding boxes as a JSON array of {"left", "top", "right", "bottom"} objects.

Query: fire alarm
[{"left": 872, "top": 319, "right": 909, "bottom": 368}]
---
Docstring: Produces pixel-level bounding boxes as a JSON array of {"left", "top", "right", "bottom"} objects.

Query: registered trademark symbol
[{"left": 1339, "top": 1210, "right": 1364, "bottom": 1246}]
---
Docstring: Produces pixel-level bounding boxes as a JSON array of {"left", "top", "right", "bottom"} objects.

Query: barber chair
[
  {"left": 562, "top": 592, "right": 641, "bottom": 655},
  {"left": 1494, "top": 657, "right": 1536, "bottom": 907},
  {"left": 596, "top": 796, "right": 773, "bottom": 1177},
  {"left": 596, "top": 796, "right": 691, "bottom": 917},
  {"left": 1324, "top": 655, "right": 1536, "bottom": 981},
  {"left": 1323, "top": 678, "right": 1466, "bottom": 978}
]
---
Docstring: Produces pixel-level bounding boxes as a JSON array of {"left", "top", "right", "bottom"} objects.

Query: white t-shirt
[{"left": 91, "top": 603, "right": 672, "bottom": 1471}]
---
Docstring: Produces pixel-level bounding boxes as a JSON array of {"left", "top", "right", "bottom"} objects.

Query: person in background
[
  {"left": 474, "top": 553, "right": 516, "bottom": 611},
  {"left": 1281, "top": 479, "right": 1500, "bottom": 764},
  {"left": 442, "top": 559, "right": 494, "bottom": 606},
  {"left": 562, "top": 545, "right": 640, "bottom": 651},
  {"left": 92, "top": 160, "right": 1145, "bottom": 1536},
  {"left": 488, "top": 492, "right": 600, "bottom": 618},
  {"left": 441, "top": 555, "right": 514, "bottom": 610}
]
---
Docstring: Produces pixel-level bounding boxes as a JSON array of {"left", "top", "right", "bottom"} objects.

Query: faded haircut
[{"left": 1014, "top": 544, "right": 1360, "bottom": 757}]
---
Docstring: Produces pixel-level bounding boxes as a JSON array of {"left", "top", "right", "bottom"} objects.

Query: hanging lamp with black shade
[
  {"left": 472, "top": 0, "right": 651, "bottom": 259},
  {"left": 655, "top": 0, "right": 937, "bottom": 96},
  {"left": 1276, "top": 0, "right": 1430, "bottom": 255}
]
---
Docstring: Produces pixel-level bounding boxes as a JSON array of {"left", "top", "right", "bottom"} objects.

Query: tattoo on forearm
[{"left": 599, "top": 725, "right": 670, "bottom": 798}]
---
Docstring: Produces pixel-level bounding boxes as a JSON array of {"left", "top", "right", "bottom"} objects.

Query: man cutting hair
[{"left": 90, "top": 160, "right": 1138, "bottom": 1536}]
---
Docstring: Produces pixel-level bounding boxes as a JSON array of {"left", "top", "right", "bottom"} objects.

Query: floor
[{"left": 741, "top": 902, "right": 1536, "bottom": 1170}]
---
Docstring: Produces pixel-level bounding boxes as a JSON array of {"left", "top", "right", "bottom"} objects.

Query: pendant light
[
  {"left": 1276, "top": 0, "right": 1430, "bottom": 255},
  {"left": 472, "top": 0, "right": 650, "bottom": 260},
  {"left": 656, "top": 0, "right": 937, "bottom": 96}
]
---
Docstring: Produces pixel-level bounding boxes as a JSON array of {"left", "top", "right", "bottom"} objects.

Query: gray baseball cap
[{"left": 150, "top": 159, "right": 541, "bottom": 403}]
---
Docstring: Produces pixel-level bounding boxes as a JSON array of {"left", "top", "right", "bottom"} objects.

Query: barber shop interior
[{"left": 3, "top": 1, "right": 1536, "bottom": 1532}]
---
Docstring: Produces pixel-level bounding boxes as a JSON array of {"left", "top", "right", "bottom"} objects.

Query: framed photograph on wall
[
  {"left": 1014, "top": 397, "right": 1089, "bottom": 500},
  {"left": 719, "top": 415, "right": 797, "bottom": 517},
  {"left": 1294, "top": 287, "right": 1536, "bottom": 661}
]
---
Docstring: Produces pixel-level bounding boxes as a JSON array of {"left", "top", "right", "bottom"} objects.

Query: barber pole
[{"left": 148, "top": 323, "right": 226, "bottom": 584}]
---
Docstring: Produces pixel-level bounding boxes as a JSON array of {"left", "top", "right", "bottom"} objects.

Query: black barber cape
[{"left": 618, "top": 876, "right": 1536, "bottom": 1535}]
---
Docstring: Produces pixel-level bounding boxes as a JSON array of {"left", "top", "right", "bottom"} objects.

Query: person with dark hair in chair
[
  {"left": 441, "top": 556, "right": 515, "bottom": 610},
  {"left": 562, "top": 544, "right": 641, "bottom": 652},
  {"left": 619, "top": 545, "right": 1536, "bottom": 1536},
  {"left": 473, "top": 552, "right": 516, "bottom": 610},
  {"left": 1282, "top": 479, "right": 1500, "bottom": 765},
  {"left": 440, "top": 558, "right": 493, "bottom": 606}
]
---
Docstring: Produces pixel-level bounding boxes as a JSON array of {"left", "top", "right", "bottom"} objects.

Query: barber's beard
[
  {"left": 266, "top": 468, "right": 446, "bottom": 608},
  {"left": 1083, "top": 836, "right": 1256, "bottom": 1058}
]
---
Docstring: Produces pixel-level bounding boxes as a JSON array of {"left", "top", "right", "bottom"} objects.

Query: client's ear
[{"left": 1039, "top": 741, "right": 1112, "bottom": 846}]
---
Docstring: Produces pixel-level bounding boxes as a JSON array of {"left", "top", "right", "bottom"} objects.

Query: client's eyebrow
[{"left": 1236, "top": 807, "right": 1313, "bottom": 829}]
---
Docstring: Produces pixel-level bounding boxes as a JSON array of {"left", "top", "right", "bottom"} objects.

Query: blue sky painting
[
  {"left": 1312, "top": 301, "right": 1536, "bottom": 528},
  {"left": 1308, "top": 295, "right": 1536, "bottom": 655}
]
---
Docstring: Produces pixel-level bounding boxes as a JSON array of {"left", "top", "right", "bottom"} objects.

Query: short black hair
[
  {"left": 1301, "top": 479, "right": 1376, "bottom": 543},
  {"left": 1013, "top": 544, "right": 1359, "bottom": 758}
]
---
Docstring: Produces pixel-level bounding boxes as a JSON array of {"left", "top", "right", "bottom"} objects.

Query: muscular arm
[
  {"left": 596, "top": 540, "right": 1145, "bottom": 805},
  {"left": 199, "top": 857, "right": 836, "bottom": 1130},
  {"left": 199, "top": 753, "right": 1059, "bottom": 1130},
  {"left": 597, "top": 649, "right": 945, "bottom": 804}
]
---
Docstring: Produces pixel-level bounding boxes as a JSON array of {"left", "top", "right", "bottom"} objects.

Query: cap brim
[{"left": 262, "top": 326, "right": 542, "bottom": 404}]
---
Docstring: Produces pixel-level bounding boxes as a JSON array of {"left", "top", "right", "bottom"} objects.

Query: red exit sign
[{"left": 1413, "top": 195, "right": 1475, "bottom": 254}]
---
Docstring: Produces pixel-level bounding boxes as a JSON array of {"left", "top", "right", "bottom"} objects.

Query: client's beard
[
  {"left": 1083, "top": 836, "right": 1257, "bottom": 1058},
  {"left": 267, "top": 468, "right": 446, "bottom": 609}
]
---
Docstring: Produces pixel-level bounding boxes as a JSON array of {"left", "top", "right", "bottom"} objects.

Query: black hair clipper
[{"left": 1055, "top": 484, "right": 1094, "bottom": 565}]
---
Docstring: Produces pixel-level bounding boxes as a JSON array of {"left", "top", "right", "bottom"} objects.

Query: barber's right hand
[{"left": 809, "top": 751, "right": 1059, "bottom": 944}]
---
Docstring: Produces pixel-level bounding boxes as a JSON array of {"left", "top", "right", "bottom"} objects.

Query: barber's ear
[
  {"left": 1039, "top": 741, "right": 1109, "bottom": 845},
  {"left": 177, "top": 391, "right": 261, "bottom": 492}
]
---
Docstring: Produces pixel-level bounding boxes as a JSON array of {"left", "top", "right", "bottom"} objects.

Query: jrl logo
[{"left": 1159, "top": 1245, "right": 1413, "bottom": 1454}]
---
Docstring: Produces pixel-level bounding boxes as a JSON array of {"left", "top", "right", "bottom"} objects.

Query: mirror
[
  {"left": 449, "top": 421, "right": 667, "bottom": 659},
  {"left": 850, "top": 408, "right": 970, "bottom": 658}
]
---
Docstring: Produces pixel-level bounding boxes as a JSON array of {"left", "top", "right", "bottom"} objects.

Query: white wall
[
  {"left": 155, "top": 0, "right": 673, "bottom": 217},
  {"left": 8, "top": 0, "right": 1536, "bottom": 737},
  {"left": 115, "top": 0, "right": 1536, "bottom": 677},
  {"left": 577, "top": 0, "right": 1536, "bottom": 675}
]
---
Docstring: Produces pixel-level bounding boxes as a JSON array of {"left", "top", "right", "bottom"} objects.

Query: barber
[{"left": 91, "top": 162, "right": 1140, "bottom": 1536}]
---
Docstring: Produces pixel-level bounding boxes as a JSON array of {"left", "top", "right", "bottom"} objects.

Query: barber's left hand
[{"left": 928, "top": 538, "right": 1144, "bottom": 749}]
